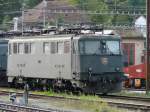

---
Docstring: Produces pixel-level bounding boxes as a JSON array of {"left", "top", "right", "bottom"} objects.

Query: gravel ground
[{"left": 0, "top": 95, "right": 84, "bottom": 112}]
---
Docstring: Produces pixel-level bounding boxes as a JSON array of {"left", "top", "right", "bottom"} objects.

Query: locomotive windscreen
[
  {"left": 79, "top": 40, "right": 121, "bottom": 55},
  {"left": 79, "top": 40, "right": 101, "bottom": 54},
  {"left": 103, "top": 40, "right": 120, "bottom": 55}
]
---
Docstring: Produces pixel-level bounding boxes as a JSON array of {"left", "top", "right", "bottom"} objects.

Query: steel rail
[
  {"left": 108, "top": 101, "right": 150, "bottom": 112},
  {"left": 0, "top": 89, "right": 150, "bottom": 101},
  {"left": 0, "top": 101, "right": 72, "bottom": 112},
  {"left": 100, "top": 94, "right": 150, "bottom": 102},
  {"left": 0, "top": 89, "right": 150, "bottom": 102}
]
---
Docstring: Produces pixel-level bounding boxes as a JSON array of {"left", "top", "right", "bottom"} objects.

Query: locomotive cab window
[
  {"left": 79, "top": 40, "right": 120, "bottom": 55},
  {"left": 103, "top": 40, "right": 120, "bottom": 55},
  {"left": 79, "top": 40, "right": 101, "bottom": 54}
]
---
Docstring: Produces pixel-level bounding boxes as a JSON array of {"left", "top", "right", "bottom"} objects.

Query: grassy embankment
[{"left": 31, "top": 90, "right": 123, "bottom": 112}]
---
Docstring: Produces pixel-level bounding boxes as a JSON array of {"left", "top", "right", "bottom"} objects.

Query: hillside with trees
[
  {"left": 0, "top": 0, "right": 146, "bottom": 30},
  {"left": 69, "top": 0, "right": 146, "bottom": 25},
  {"left": 0, "top": 0, "right": 42, "bottom": 30}
]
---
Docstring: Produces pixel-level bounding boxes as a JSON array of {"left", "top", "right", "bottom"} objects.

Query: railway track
[
  {"left": 0, "top": 89, "right": 150, "bottom": 112},
  {"left": 108, "top": 101, "right": 150, "bottom": 112},
  {"left": 101, "top": 94, "right": 150, "bottom": 102},
  {"left": 101, "top": 95, "right": 150, "bottom": 112},
  {"left": 0, "top": 90, "right": 76, "bottom": 112},
  {"left": 0, "top": 102, "right": 57, "bottom": 112}
]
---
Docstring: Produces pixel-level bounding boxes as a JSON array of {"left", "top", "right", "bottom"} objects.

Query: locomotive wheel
[
  {"left": 12, "top": 78, "right": 18, "bottom": 88},
  {"left": 102, "top": 93, "right": 107, "bottom": 95}
]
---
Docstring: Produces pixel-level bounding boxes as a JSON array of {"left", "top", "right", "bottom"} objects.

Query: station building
[{"left": 118, "top": 30, "right": 145, "bottom": 67}]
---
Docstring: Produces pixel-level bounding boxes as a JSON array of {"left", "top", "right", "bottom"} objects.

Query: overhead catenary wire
[
  {"left": 0, "top": 22, "right": 146, "bottom": 31},
  {"left": 0, "top": 8, "right": 146, "bottom": 16},
  {"left": 0, "top": 2, "right": 18, "bottom": 6}
]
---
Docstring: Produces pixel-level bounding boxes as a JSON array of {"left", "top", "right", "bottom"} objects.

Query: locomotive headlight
[
  {"left": 115, "top": 67, "right": 120, "bottom": 72},
  {"left": 88, "top": 67, "right": 92, "bottom": 72}
]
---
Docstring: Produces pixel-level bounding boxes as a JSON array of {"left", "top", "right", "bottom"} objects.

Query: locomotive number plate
[{"left": 101, "top": 57, "right": 108, "bottom": 65}]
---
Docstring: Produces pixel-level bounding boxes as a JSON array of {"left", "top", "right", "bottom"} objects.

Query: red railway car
[{"left": 123, "top": 63, "right": 146, "bottom": 89}]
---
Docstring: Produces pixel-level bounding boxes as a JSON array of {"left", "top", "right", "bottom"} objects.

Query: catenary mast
[{"left": 146, "top": 0, "right": 150, "bottom": 94}]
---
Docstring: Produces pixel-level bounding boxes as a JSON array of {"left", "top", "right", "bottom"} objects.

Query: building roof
[
  {"left": 116, "top": 29, "right": 145, "bottom": 40},
  {"left": 23, "top": 0, "right": 90, "bottom": 24},
  {"left": 135, "top": 16, "right": 146, "bottom": 27}
]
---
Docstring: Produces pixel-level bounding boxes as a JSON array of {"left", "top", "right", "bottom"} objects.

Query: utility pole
[
  {"left": 146, "top": 0, "right": 150, "bottom": 94},
  {"left": 115, "top": 0, "right": 117, "bottom": 11},
  {"left": 23, "top": 83, "right": 29, "bottom": 106},
  {"left": 43, "top": 0, "right": 47, "bottom": 29},
  {"left": 22, "top": 3, "right": 25, "bottom": 36}
]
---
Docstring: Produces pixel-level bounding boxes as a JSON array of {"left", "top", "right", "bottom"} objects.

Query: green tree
[
  {"left": 70, "top": 0, "right": 113, "bottom": 24},
  {"left": 0, "top": 0, "right": 42, "bottom": 25},
  {"left": 0, "top": 0, "right": 22, "bottom": 24},
  {"left": 1, "top": 15, "right": 11, "bottom": 31},
  {"left": 23, "top": 0, "right": 42, "bottom": 8},
  {"left": 110, "top": 0, "right": 133, "bottom": 25},
  {"left": 128, "top": 0, "right": 146, "bottom": 7}
]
